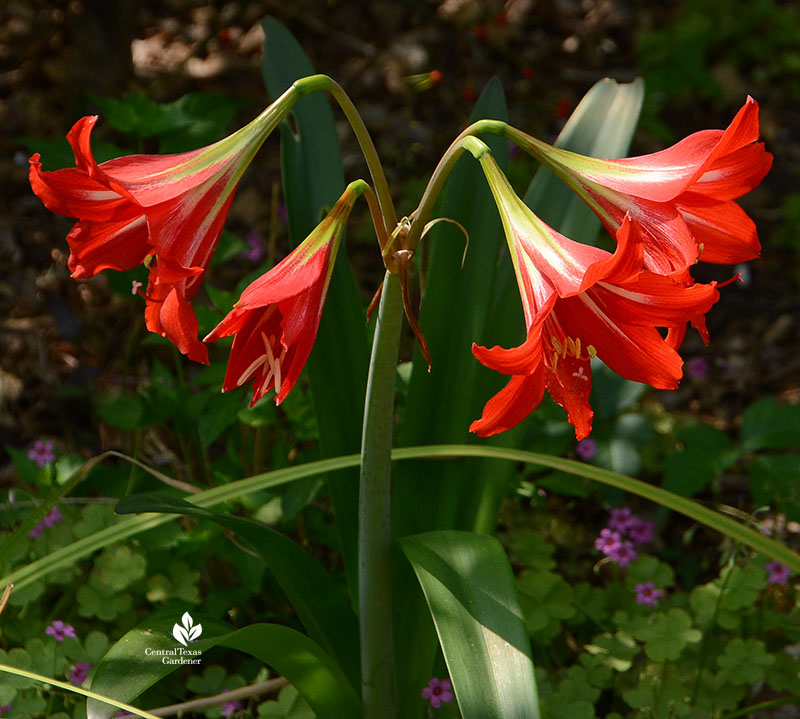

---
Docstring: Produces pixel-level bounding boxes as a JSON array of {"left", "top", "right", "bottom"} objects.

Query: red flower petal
[
  {"left": 66, "top": 215, "right": 150, "bottom": 277},
  {"left": 158, "top": 287, "right": 209, "bottom": 364},
  {"left": 676, "top": 195, "right": 761, "bottom": 264},
  {"left": 470, "top": 370, "right": 546, "bottom": 437}
]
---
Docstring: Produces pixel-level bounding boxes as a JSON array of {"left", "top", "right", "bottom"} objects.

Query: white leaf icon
[
  {"left": 172, "top": 623, "right": 189, "bottom": 646},
  {"left": 172, "top": 612, "right": 202, "bottom": 646}
]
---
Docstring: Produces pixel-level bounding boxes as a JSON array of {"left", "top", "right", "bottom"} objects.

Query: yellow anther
[
  {"left": 587, "top": 345, "right": 597, "bottom": 359},
  {"left": 566, "top": 337, "right": 577, "bottom": 357},
  {"left": 551, "top": 336, "right": 563, "bottom": 355}
]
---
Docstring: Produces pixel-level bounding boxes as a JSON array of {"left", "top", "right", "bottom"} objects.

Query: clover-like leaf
[
  {"left": 258, "top": 684, "right": 315, "bottom": 719},
  {"left": 717, "top": 638, "right": 774, "bottom": 685},
  {"left": 518, "top": 569, "right": 576, "bottom": 642},
  {"left": 508, "top": 530, "right": 556, "bottom": 572},
  {"left": 94, "top": 545, "right": 147, "bottom": 591},
  {"left": 637, "top": 608, "right": 701, "bottom": 662},
  {"left": 626, "top": 556, "right": 675, "bottom": 589}
]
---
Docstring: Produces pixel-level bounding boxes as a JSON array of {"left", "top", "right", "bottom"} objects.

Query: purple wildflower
[
  {"left": 46, "top": 620, "right": 76, "bottom": 642},
  {"left": 69, "top": 661, "right": 91, "bottom": 686},
  {"left": 221, "top": 699, "right": 243, "bottom": 718},
  {"left": 576, "top": 437, "right": 597, "bottom": 460},
  {"left": 635, "top": 581, "right": 663, "bottom": 606},
  {"left": 608, "top": 507, "right": 634, "bottom": 533},
  {"left": 422, "top": 677, "right": 454, "bottom": 709},
  {"left": 43, "top": 506, "right": 62, "bottom": 528},
  {"left": 766, "top": 560, "right": 792, "bottom": 586},
  {"left": 0, "top": 705, "right": 11, "bottom": 717},
  {"left": 243, "top": 231, "right": 265, "bottom": 263},
  {"left": 686, "top": 357, "right": 709, "bottom": 380},
  {"left": 627, "top": 517, "right": 655, "bottom": 546},
  {"left": 29, "top": 505, "right": 63, "bottom": 538},
  {"left": 608, "top": 541, "right": 637, "bottom": 567},
  {"left": 594, "top": 528, "right": 622, "bottom": 555},
  {"left": 28, "top": 439, "right": 55, "bottom": 467}
]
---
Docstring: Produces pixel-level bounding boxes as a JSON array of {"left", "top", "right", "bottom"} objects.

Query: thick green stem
[
  {"left": 359, "top": 271, "right": 403, "bottom": 719},
  {"left": 294, "top": 75, "right": 397, "bottom": 233}
]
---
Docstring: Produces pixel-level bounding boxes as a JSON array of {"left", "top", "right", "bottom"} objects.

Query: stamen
[
  {"left": 258, "top": 367, "right": 275, "bottom": 397},
  {"left": 262, "top": 333, "right": 282, "bottom": 397},
  {"left": 236, "top": 354, "right": 267, "bottom": 387},
  {"left": 587, "top": 345, "right": 597, "bottom": 359},
  {"left": 551, "top": 337, "right": 563, "bottom": 355},
  {"left": 566, "top": 337, "right": 577, "bottom": 357}
]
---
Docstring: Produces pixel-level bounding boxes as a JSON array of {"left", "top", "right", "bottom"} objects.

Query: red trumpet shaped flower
[
  {"left": 514, "top": 97, "right": 772, "bottom": 276},
  {"left": 470, "top": 154, "right": 720, "bottom": 439},
  {"left": 29, "top": 89, "right": 296, "bottom": 363},
  {"left": 205, "top": 181, "right": 365, "bottom": 407}
]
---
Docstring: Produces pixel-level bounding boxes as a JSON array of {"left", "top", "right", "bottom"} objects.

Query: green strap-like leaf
[
  {"left": 392, "top": 80, "right": 512, "bottom": 719},
  {"left": 4, "top": 444, "right": 797, "bottom": 598},
  {"left": 400, "top": 531, "right": 540, "bottom": 719},
  {"left": 523, "top": 77, "right": 644, "bottom": 242},
  {"left": 115, "top": 493, "right": 360, "bottom": 690},
  {"left": 261, "top": 16, "right": 368, "bottom": 603},
  {"left": 87, "top": 620, "right": 361, "bottom": 719}
]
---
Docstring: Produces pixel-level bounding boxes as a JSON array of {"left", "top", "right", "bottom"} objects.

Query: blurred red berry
[
  {"left": 429, "top": 69, "right": 443, "bottom": 84},
  {"left": 556, "top": 97, "right": 572, "bottom": 119}
]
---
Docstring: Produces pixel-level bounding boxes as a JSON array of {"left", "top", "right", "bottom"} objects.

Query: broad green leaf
[
  {"left": 93, "top": 394, "right": 145, "bottom": 432},
  {"left": 261, "top": 16, "right": 368, "bottom": 601},
  {"left": 87, "top": 620, "right": 360, "bottom": 719},
  {"left": 393, "top": 79, "right": 513, "bottom": 719},
  {"left": 742, "top": 394, "right": 800, "bottom": 451},
  {"left": 116, "top": 492, "right": 359, "bottom": 689},
  {"left": 16, "top": 136, "right": 125, "bottom": 170},
  {"left": 749, "top": 453, "right": 800, "bottom": 521},
  {"left": 400, "top": 530, "right": 540, "bottom": 719},
  {"left": 396, "top": 77, "right": 511, "bottom": 531},
  {"left": 90, "top": 91, "right": 190, "bottom": 137},
  {"left": 523, "top": 77, "right": 645, "bottom": 243},
  {"left": 662, "top": 423, "right": 740, "bottom": 497}
]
